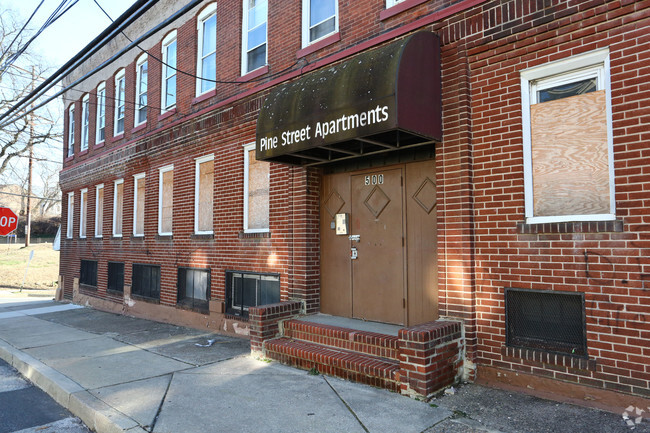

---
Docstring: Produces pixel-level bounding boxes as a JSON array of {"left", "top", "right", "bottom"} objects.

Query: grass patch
[{"left": 0, "top": 243, "right": 59, "bottom": 290}]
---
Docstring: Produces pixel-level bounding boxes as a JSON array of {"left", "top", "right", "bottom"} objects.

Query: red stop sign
[{"left": 0, "top": 207, "right": 18, "bottom": 236}]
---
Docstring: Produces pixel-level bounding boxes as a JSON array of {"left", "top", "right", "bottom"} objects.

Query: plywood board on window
[
  {"left": 198, "top": 161, "right": 214, "bottom": 232},
  {"left": 161, "top": 170, "right": 173, "bottom": 233},
  {"left": 115, "top": 183, "right": 123, "bottom": 235},
  {"left": 531, "top": 90, "right": 609, "bottom": 217},
  {"left": 96, "top": 187, "right": 104, "bottom": 236},
  {"left": 136, "top": 178, "right": 145, "bottom": 235},
  {"left": 247, "top": 149, "right": 269, "bottom": 230}
]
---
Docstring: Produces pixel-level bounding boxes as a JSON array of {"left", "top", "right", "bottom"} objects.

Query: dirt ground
[{"left": 0, "top": 243, "right": 59, "bottom": 294}]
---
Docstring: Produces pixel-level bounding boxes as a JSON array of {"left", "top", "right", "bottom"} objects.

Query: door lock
[{"left": 350, "top": 247, "right": 358, "bottom": 260}]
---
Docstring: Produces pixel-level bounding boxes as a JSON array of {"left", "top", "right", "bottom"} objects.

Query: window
[
  {"left": 79, "top": 188, "right": 88, "bottom": 238},
  {"left": 132, "top": 264, "right": 160, "bottom": 300},
  {"left": 95, "top": 184, "right": 104, "bottom": 238},
  {"left": 242, "top": 0, "right": 267, "bottom": 75},
  {"left": 81, "top": 95, "right": 89, "bottom": 151},
  {"left": 79, "top": 260, "right": 98, "bottom": 288},
  {"left": 386, "top": 0, "right": 406, "bottom": 7},
  {"left": 161, "top": 31, "right": 177, "bottom": 111},
  {"left": 225, "top": 271, "right": 280, "bottom": 317},
  {"left": 113, "top": 179, "right": 124, "bottom": 237},
  {"left": 67, "top": 105, "right": 75, "bottom": 157},
  {"left": 194, "top": 155, "right": 214, "bottom": 234},
  {"left": 135, "top": 54, "right": 148, "bottom": 126},
  {"left": 107, "top": 262, "right": 124, "bottom": 292},
  {"left": 521, "top": 49, "right": 614, "bottom": 224},
  {"left": 133, "top": 173, "right": 146, "bottom": 237},
  {"left": 177, "top": 268, "right": 210, "bottom": 310},
  {"left": 196, "top": 4, "right": 217, "bottom": 95},
  {"left": 506, "top": 288, "right": 587, "bottom": 357},
  {"left": 158, "top": 165, "right": 174, "bottom": 235},
  {"left": 114, "top": 69, "right": 126, "bottom": 135},
  {"left": 96, "top": 82, "right": 106, "bottom": 143},
  {"left": 66, "top": 192, "right": 74, "bottom": 238},
  {"left": 244, "top": 144, "right": 269, "bottom": 232},
  {"left": 302, "top": 0, "right": 338, "bottom": 47}
]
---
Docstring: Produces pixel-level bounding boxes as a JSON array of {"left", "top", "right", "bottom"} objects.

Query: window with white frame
[
  {"left": 243, "top": 144, "right": 269, "bottom": 232},
  {"left": 386, "top": 0, "right": 406, "bottom": 7},
  {"left": 302, "top": 0, "right": 338, "bottom": 47},
  {"left": 81, "top": 95, "right": 89, "bottom": 151},
  {"left": 66, "top": 192, "right": 74, "bottom": 238},
  {"left": 135, "top": 54, "right": 148, "bottom": 126},
  {"left": 161, "top": 31, "right": 177, "bottom": 112},
  {"left": 521, "top": 49, "right": 614, "bottom": 224},
  {"left": 114, "top": 69, "right": 126, "bottom": 135},
  {"left": 79, "top": 188, "right": 88, "bottom": 238},
  {"left": 194, "top": 155, "right": 214, "bottom": 234},
  {"left": 113, "top": 179, "right": 124, "bottom": 237},
  {"left": 158, "top": 165, "right": 174, "bottom": 235},
  {"left": 133, "top": 173, "right": 146, "bottom": 237},
  {"left": 67, "top": 105, "right": 75, "bottom": 157},
  {"left": 96, "top": 82, "right": 106, "bottom": 143},
  {"left": 242, "top": 0, "right": 267, "bottom": 75},
  {"left": 95, "top": 184, "right": 104, "bottom": 238},
  {"left": 197, "top": 4, "right": 217, "bottom": 95}
]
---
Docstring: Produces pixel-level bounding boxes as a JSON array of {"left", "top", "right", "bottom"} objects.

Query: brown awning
[{"left": 255, "top": 31, "right": 442, "bottom": 166}]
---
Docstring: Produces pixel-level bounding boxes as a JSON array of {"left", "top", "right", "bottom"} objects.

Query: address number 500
[{"left": 364, "top": 174, "right": 384, "bottom": 186}]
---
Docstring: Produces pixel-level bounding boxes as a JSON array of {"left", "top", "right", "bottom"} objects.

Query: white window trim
[
  {"left": 79, "top": 188, "right": 88, "bottom": 238},
  {"left": 301, "top": 0, "right": 339, "bottom": 48},
  {"left": 81, "top": 95, "right": 89, "bottom": 151},
  {"left": 67, "top": 105, "right": 75, "bottom": 157},
  {"left": 241, "top": 0, "right": 267, "bottom": 76},
  {"left": 135, "top": 54, "right": 148, "bottom": 127},
  {"left": 158, "top": 164, "right": 174, "bottom": 236},
  {"left": 114, "top": 69, "right": 126, "bottom": 136},
  {"left": 194, "top": 154, "right": 214, "bottom": 235},
  {"left": 161, "top": 31, "right": 177, "bottom": 113},
  {"left": 96, "top": 82, "right": 106, "bottom": 144},
  {"left": 66, "top": 192, "right": 74, "bottom": 239},
  {"left": 196, "top": 3, "right": 217, "bottom": 96},
  {"left": 520, "top": 48, "right": 615, "bottom": 224},
  {"left": 112, "top": 178, "right": 124, "bottom": 237},
  {"left": 386, "top": 0, "right": 406, "bottom": 7},
  {"left": 133, "top": 173, "right": 146, "bottom": 237},
  {"left": 243, "top": 143, "right": 270, "bottom": 233},
  {"left": 95, "top": 184, "right": 104, "bottom": 238}
]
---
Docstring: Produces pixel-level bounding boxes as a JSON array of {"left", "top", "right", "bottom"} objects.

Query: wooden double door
[{"left": 320, "top": 160, "right": 438, "bottom": 326}]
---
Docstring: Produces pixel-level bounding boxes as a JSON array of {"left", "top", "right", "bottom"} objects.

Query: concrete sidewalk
[{"left": 0, "top": 299, "right": 644, "bottom": 433}]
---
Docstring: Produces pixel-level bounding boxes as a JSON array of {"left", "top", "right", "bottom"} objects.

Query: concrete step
[
  {"left": 282, "top": 319, "right": 400, "bottom": 361},
  {"left": 265, "top": 337, "right": 401, "bottom": 392}
]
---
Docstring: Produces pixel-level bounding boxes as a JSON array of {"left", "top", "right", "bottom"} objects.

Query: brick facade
[{"left": 59, "top": 0, "right": 650, "bottom": 403}]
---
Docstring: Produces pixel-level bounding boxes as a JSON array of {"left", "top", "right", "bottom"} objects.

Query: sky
[{"left": 4, "top": 0, "right": 136, "bottom": 68}]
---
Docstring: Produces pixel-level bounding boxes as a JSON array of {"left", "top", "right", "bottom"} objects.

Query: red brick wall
[{"left": 59, "top": 0, "right": 650, "bottom": 398}]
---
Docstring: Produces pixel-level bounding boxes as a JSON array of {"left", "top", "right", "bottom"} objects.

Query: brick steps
[
  {"left": 282, "top": 319, "right": 400, "bottom": 360},
  {"left": 265, "top": 337, "right": 401, "bottom": 392}
]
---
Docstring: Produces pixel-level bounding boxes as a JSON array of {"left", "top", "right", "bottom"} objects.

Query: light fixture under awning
[{"left": 255, "top": 31, "right": 442, "bottom": 166}]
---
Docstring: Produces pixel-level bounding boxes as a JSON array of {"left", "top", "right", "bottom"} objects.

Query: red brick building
[{"left": 59, "top": 0, "right": 650, "bottom": 407}]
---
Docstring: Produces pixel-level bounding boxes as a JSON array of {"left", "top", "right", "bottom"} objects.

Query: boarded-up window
[
  {"left": 113, "top": 180, "right": 124, "bottom": 236},
  {"left": 522, "top": 52, "right": 613, "bottom": 223},
  {"left": 66, "top": 192, "right": 74, "bottom": 239},
  {"left": 531, "top": 90, "right": 609, "bottom": 217},
  {"left": 244, "top": 145, "right": 269, "bottom": 232},
  {"left": 195, "top": 156, "right": 214, "bottom": 233},
  {"left": 95, "top": 185, "right": 104, "bottom": 237},
  {"left": 159, "top": 167, "right": 173, "bottom": 235},
  {"left": 134, "top": 174, "right": 146, "bottom": 236},
  {"left": 79, "top": 189, "right": 87, "bottom": 238}
]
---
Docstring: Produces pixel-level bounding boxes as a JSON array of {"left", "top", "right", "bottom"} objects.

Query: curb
[{"left": 0, "top": 338, "right": 147, "bottom": 433}]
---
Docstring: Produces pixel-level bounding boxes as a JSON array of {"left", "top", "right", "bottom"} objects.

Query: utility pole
[{"left": 25, "top": 66, "right": 35, "bottom": 247}]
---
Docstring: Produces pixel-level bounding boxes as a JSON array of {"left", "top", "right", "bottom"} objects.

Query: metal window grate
[
  {"left": 177, "top": 267, "right": 210, "bottom": 310},
  {"left": 132, "top": 264, "right": 160, "bottom": 300},
  {"left": 225, "top": 271, "right": 280, "bottom": 317},
  {"left": 505, "top": 288, "right": 587, "bottom": 357},
  {"left": 79, "top": 260, "right": 97, "bottom": 287},
  {"left": 107, "top": 262, "right": 124, "bottom": 292}
]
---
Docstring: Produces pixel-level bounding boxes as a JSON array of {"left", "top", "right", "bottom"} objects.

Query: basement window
[
  {"left": 505, "top": 288, "right": 587, "bottom": 357},
  {"left": 132, "top": 264, "right": 160, "bottom": 301},
  {"left": 225, "top": 271, "right": 280, "bottom": 317},
  {"left": 177, "top": 267, "right": 210, "bottom": 311},
  {"left": 79, "top": 260, "right": 97, "bottom": 288},
  {"left": 107, "top": 262, "right": 124, "bottom": 293}
]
